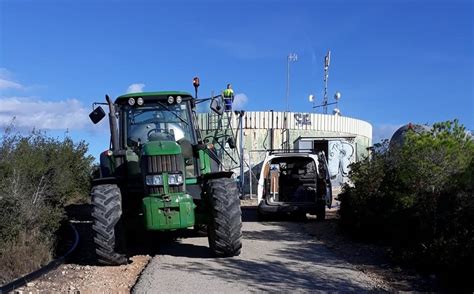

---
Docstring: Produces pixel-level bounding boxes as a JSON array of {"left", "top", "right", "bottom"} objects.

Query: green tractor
[{"left": 88, "top": 82, "right": 242, "bottom": 265}]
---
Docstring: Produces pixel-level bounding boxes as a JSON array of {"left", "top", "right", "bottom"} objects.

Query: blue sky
[{"left": 1, "top": 0, "right": 473, "bottom": 159}]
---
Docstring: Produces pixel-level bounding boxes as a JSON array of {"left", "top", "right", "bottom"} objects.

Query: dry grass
[{"left": 0, "top": 231, "right": 52, "bottom": 284}]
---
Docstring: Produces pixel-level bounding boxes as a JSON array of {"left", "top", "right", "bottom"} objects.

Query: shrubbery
[
  {"left": 338, "top": 120, "right": 474, "bottom": 288},
  {"left": 0, "top": 126, "right": 93, "bottom": 283}
]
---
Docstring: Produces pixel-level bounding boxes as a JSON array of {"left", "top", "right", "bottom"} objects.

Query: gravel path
[{"left": 133, "top": 209, "right": 381, "bottom": 293}]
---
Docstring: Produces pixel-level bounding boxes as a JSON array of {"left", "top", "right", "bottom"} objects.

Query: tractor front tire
[
  {"left": 206, "top": 178, "right": 242, "bottom": 257},
  {"left": 91, "top": 184, "right": 128, "bottom": 265}
]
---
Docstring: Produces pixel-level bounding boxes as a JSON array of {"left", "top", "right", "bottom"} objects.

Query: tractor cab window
[{"left": 126, "top": 102, "right": 195, "bottom": 146}]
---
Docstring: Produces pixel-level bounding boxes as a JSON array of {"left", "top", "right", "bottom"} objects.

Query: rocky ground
[
  {"left": 9, "top": 204, "right": 152, "bottom": 294},
  {"left": 13, "top": 256, "right": 150, "bottom": 294}
]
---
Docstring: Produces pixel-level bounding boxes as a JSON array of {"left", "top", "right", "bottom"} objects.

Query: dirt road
[{"left": 133, "top": 209, "right": 381, "bottom": 293}]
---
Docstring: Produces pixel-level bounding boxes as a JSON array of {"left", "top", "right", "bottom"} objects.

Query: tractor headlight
[
  {"left": 137, "top": 97, "right": 144, "bottom": 105},
  {"left": 167, "top": 96, "right": 174, "bottom": 104},
  {"left": 176, "top": 96, "right": 182, "bottom": 103},
  {"left": 128, "top": 98, "right": 136, "bottom": 106},
  {"left": 168, "top": 173, "right": 183, "bottom": 186},
  {"left": 145, "top": 174, "right": 163, "bottom": 186}
]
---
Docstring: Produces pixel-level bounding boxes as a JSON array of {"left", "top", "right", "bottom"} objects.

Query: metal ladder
[{"left": 204, "top": 111, "right": 241, "bottom": 172}]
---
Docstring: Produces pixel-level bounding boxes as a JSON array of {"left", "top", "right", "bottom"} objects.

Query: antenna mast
[
  {"left": 323, "top": 51, "right": 331, "bottom": 114},
  {"left": 313, "top": 50, "right": 342, "bottom": 114}
]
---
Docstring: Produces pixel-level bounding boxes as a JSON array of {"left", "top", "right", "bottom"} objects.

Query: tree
[
  {"left": 338, "top": 120, "right": 474, "bottom": 289},
  {"left": 0, "top": 127, "right": 93, "bottom": 283}
]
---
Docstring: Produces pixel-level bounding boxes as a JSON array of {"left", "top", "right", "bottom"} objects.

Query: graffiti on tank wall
[
  {"left": 328, "top": 140, "right": 354, "bottom": 185},
  {"left": 294, "top": 113, "right": 311, "bottom": 126}
]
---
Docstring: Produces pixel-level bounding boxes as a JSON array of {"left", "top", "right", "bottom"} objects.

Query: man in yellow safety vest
[{"left": 222, "top": 84, "right": 234, "bottom": 112}]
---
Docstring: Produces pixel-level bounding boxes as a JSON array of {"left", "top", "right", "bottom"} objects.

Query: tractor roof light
[
  {"left": 128, "top": 98, "right": 136, "bottom": 106},
  {"left": 167, "top": 96, "right": 174, "bottom": 104},
  {"left": 137, "top": 97, "right": 144, "bottom": 106},
  {"left": 176, "top": 96, "right": 182, "bottom": 103},
  {"left": 193, "top": 77, "right": 200, "bottom": 88}
]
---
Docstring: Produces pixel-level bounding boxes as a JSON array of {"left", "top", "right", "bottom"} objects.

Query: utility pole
[
  {"left": 283, "top": 53, "right": 297, "bottom": 151},
  {"left": 238, "top": 110, "right": 245, "bottom": 197},
  {"left": 286, "top": 53, "right": 298, "bottom": 112}
]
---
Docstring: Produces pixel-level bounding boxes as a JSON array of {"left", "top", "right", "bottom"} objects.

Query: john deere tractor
[{"left": 88, "top": 84, "right": 242, "bottom": 265}]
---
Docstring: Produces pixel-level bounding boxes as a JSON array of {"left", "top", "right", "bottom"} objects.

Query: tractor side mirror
[
  {"left": 89, "top": 106, "right": 106, "bottom": 124},
  {"left": 210, "top": 96, "right": 224, "bottom": 115}
]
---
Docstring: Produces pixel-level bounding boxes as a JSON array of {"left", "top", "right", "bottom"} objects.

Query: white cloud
[
  {"left": 127, "top": 83, "right": 145, "bottom": 93},
  {"left": 0, "top": 97, "right": 90, "bottom": 131},
  {"left": 233, "top": 93, "right": 248, "bottom": 110},
  {"left": 0, "top": 68, "right": 13, "bottom": 79},
  {"left": 372, "top": 123, "right": 403, "bottom": 143},
  {"left": 0, "top": 68, "right": 24, "bottom": 90},
  {"left": 0, "top": 78, "right": 23, "bottom": 90}
]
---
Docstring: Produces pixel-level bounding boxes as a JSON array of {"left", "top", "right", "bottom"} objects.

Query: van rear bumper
[{"left": 257, "top": 199, "right": 318, "bottom": 215}]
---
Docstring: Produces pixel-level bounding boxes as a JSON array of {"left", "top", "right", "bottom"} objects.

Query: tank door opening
[{"left": 313, "top": 140, "right": 328, "bottom": 157}]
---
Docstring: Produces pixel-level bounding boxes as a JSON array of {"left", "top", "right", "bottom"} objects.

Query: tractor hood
[{"left": 141, "top": 141, "right": 182, "bottom": 156}]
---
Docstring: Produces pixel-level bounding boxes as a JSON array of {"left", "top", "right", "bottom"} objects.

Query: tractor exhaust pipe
[{"left": 106, "top": 95, "right": 120, "bottom": 153}]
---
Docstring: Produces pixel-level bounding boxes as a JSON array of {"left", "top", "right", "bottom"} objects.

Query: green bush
[
  {"left": 0, "top": 126, "right": 94, "bottom": 283},
  {"left": 339, "top": 120, "right": 474, "bottom": 288}
]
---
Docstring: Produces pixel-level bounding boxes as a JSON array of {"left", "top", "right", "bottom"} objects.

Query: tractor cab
[{"left": 116, "top": 92, "right": 197, "bottom": 146}]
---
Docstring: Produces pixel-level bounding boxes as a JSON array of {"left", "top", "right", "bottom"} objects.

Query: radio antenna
[{"left": 323, "top": 50, "right": 331, "bottom": 114}]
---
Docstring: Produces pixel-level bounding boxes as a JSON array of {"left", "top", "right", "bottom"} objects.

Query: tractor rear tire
[
  {"left": 206, "top": 178, "right": 242, "bottom": 257},
  {"left": 91, "top": 184, "right": 128, "bottom": 265}
]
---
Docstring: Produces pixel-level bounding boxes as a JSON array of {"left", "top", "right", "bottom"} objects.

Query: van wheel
[{"left": 316, "top": 200, "right": 326, "bottom": 221}]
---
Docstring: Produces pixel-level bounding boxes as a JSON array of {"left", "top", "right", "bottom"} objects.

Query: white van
[{"left": 257, "top": 150, "right": 332, "bottom": 220}]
